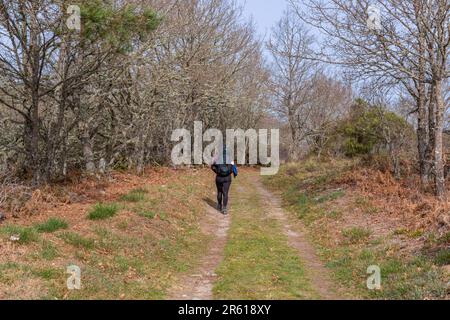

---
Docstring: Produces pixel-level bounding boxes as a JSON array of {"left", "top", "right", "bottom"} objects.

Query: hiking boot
[
  {"left": 222, "top": 207, "right": 228, "bottom": 215},
  {"left": 217, "top": 204, "right": 222, "bottom": 212}
]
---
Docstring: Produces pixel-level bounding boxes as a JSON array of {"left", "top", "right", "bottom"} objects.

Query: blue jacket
[{"left": 232, "top": 164, "right": 238, "bottom": 177}]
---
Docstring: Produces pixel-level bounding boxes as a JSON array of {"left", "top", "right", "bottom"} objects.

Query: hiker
[{"left": 211, "top": 146, "right": 238, "bottom": 215}]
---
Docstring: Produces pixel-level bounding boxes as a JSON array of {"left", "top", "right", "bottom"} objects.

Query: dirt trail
[
  {"left": 168, "top": 171, "right": 340, "bottom": 300},
  {"left": 251, "top": 175, "right": 340, "bottom": 300},
  {"left": 167, "top": 204, "right": 230, "bottom": 300}
]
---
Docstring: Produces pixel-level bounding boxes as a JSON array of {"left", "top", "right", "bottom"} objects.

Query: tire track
[
  {"left": 167, "top": 205, "right": 231, "bottom": 300},
  {"left": 251, "top": 175, "right": 340, "bottom": 300}
]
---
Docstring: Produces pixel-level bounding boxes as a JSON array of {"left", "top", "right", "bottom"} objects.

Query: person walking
[{"left": 211, "top": 146, "right": 238, "bottom": 215}]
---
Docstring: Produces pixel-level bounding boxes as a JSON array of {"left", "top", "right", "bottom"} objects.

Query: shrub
[
  {"left": 337, "top": 100, "right": 412, "bottom": 157},
  {"left": 88, "top": 203, "right": 119, "bottom": 220}
]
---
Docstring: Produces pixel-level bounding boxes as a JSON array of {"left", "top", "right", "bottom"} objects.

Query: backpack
[{"left": 217, "top": 164, "right": 232, "bottom": 177}]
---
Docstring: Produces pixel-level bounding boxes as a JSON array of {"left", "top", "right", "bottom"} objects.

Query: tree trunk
[
  {"left": 413, "top": 0, "right": 430, "bottom": 187},
  {"left": 289, "top": 128, "right": 302, "bottom": 161},
  {"left": 433, "top": 80, "right": 445, "bottom": 198},
  {"left": 30, "top": 7, "right": 41, "bottom": 185},
  {"left": 79, "top": 122, "right": 96, "bottom": 173},
  {"left": 136, "top": 133, "right": 147, "bottom": 175},
  {"left": 30, "top": 94, "right": 40, "bottom": 184},
  {"left": 416, "top": 85, "right": 430, "bottom": 186}
]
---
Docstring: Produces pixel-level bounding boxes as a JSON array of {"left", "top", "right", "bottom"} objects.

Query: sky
[{"left": 240, "top": 0, "right": 289, "bottom": 40}]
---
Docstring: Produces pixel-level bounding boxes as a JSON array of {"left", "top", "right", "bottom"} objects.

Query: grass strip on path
[{"left": 213, "top": 170, "right": 318, "bottom": 300}]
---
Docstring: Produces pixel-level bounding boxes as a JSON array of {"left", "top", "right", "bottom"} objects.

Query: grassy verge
[
  {"left": 263, "top": 159, "right": 448, "bottom": 300},
  {"left": 0, "top": 168, "right": 212, "bottom": 300},
  {"left": 214, "top": 170, "right": 317, "bottom": 300}
]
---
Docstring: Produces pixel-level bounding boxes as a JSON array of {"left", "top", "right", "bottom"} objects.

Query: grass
[
  {"left": 0, "top": 169, "right": 217, "bottom": 299},
  {"left": 88, "top": 203, "right": 119, "bottom": 220},
  {"left": 393, "top": 228, "right": 424, "bottom": 239},
  {"left": 263, "top": 159, "right": 448, "bottom": 300},
  {"left": 60, "top": 232, "right": 95, "bottom": 249},
  {"left": 0, "top": 262, "right": 26, "bottom": 286},
  {"left": 32, "top": 267, "right": 62, "bottom": 280},
  {"left": 434, "top": 249, "right": 450, "bottom": 266},
  {"left": 137, "top": 210, "right": 157, "bottom": 219},
  {"left": 342, "top": 227, "right": 372, "bottom": 244},
  {"left": 132, "top": 202, "right": 158, "bottom": 219},
  {"left": 40, "top": 241, "right": 59, "bottom": 261},
  {"left": 0, "top": 225, "right": 39, "bottom": 244},
  {"left": 120, "top": 188, "right": 148, "bottom": 203},
  {"left": 214, "top": 172, "right": 317, "bottom": 300},
  {"left": 316, "top": 190, "right": 345, "bottom": 203},
  {"left": 355, "top": 196, "right": 379, "bottom": 214},
  {"left": 435, "top": 232, "right": 450, "bottom": 245},
  {"left": 35, "top": 218, "right": 68, "bottom": 233},
  {"left": 326, "top": 245, "right": 448, "bottom": 299}
]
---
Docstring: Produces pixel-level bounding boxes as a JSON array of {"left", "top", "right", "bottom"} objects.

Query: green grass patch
[
  {"left": 88, "top": 203, "right": 119, "bottom": 220},
  {"left": 138, "top": 210, "right": 157, "bottom": 219},
  {"left": 120, "top": 188, "right": 148, "bottom": 203},
  {"left": 434, "top": 249, "right": 450, "bottom": 266},
  {"left": 0, "top": 225, "right": 39, "bottom": 244},
  {"left": 32, "top": 267, "right": 62, "bottom": 280},
  {"left": 35, "top": 218, "right": 68, "bottom": 233},
  {"left": 60, "top": 232, "right": 95, "bottom": 249}
]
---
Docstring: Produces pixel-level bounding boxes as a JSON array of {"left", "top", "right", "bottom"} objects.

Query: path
[
  {"left": 250, "top": 175, "right": 339, "bottom": 300},
  {"left": 167, "top": 205, "right": 231, "bottom": 300},
  {"left": 168, "top": 170, "right": 339, "bottom": 300}
]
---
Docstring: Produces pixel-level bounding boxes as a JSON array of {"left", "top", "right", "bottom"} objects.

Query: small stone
[{"left": 9, "top": 235, "right": 20, "bottom": 242}]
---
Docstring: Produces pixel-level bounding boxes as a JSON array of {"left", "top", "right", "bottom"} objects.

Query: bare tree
[
  {"left": 290, "top": 0, "right": 450, "bottom": 197},
  {"left": 267, "top": 10, "right": 316, "bottom": 160}
]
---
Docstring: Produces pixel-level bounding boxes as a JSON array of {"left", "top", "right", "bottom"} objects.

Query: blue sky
[{"left": 240, "top": 0, "right": 289, "bottom": 40}]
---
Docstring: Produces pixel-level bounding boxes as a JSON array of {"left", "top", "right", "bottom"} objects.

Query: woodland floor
[{"left": 0, "top": 162, "right": 448, "bottom": 300}]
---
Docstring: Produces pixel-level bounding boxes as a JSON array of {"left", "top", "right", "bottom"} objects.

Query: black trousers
[{"left": 216, "top": 175, "right": 232, "bottom": 208}]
